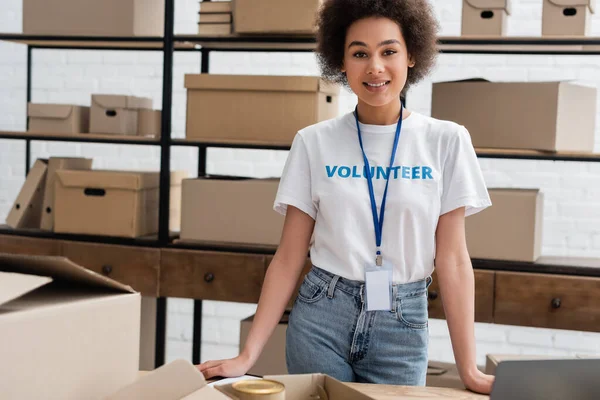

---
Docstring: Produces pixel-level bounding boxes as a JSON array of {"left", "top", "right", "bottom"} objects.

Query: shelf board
[
  {"left": 0, "top": 225, "right": 164, "bottom": 247},
  {"left": 170, "top": 239, "right": 278, "bottom": 255},
  {"left": 0, "top": 131, "right": 160, "bottom": 145},
  {"left": 171, "top": 138, "right": 291, "bottom": 150},
  {"left": 475, "top": 148, "right": 600, "bottom": 162},
  {"left": 3, "top": 33, "right": 600, "bottom": 54},
  {"left": 0, "top": 33, "right": 195, "bottom": 50},
  {"left": 472, "top": 256, "right": 600, "bottom": 278}
]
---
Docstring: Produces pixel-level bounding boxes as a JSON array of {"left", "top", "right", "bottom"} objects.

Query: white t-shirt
[{"left": 274, "top": 110, "right": 491, "bottom": 284}]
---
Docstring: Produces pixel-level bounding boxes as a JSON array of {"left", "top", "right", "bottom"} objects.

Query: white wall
[{"left": 1, "top": 0, "right": 599, "bottom": 366}]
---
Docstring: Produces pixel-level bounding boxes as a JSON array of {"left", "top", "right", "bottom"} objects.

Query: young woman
[{"left": 199, "top": 0, "right": 494, "bottom": 394}]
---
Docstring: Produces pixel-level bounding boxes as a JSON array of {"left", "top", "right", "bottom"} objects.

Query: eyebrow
[{"left": 348, "top": 39, "right": 401, "bottom": 49}]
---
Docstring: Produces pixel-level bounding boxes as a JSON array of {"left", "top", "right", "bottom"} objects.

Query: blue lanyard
[{"left": 354, "top": 105, "right": 403, "bottom": 266}]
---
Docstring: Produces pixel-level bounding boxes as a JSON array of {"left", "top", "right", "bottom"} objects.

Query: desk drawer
[
  {"left": 495, "top": 271, "right": 600, "bottom": 332},
  {"left": 62, "top": 241, "right": 160, "bottom": 296},
  {"left": 161, "top": 249, "right": 266, "bottom": 303},
  {"left": 0, "top": 235, "right": 61, "bottom": 256},
  {"left": 427, "top": 270, "right": 495, "bottom": 323}
]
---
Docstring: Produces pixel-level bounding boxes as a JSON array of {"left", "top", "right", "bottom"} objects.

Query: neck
[{"left": 356, "top": 98, "right": 409, "bottom": 125}]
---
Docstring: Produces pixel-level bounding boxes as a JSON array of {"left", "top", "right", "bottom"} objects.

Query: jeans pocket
[
  {"left": 397, "top": 293, "right": 428, "bottom": 329},
  {"left": 296, "top": 275, "right": 326, "bottom": 304}
]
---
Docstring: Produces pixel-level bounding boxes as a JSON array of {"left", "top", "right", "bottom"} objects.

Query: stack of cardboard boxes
[
  {"left": 432, "top": 79, "right": 597, "bottom": 263},
  {"left": 5, "top": 157, "right": 187, "bottom": 237},
  {"left": 28, "top": 94, "right": 161, "bottom": 137},
  {"left": 461, "top": 0, "right": 596, "bottom": 36},
  {"left": 198, "top": 1, "right": 232, "bottom": 35}
]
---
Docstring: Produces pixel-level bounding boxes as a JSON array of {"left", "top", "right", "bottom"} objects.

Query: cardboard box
[
  {"left": 28, "top": 103, "right": 90, "bottom": 134},
  {"left": 431, "top": 80, "right": 597, "bottom": 152},
  {"left": 22, "top": 0, "right": 165, "bottom": 36},
  {"left": 462, "top": 0, "right": 511, "bottom": 36},
  {"left": 169, "top": 170, "right": 188, "bottom": 232},
  {"left": 198, "top": 23, "right": 232, "bottom": 35},
  {"left": 199, "top": 1, "right": 232, "bottom": 13},
  {"left": 180, "top": 177, "right": 283, "bottom": 245},
  {"left": 234, "top": 0, "right": 321, "bottom": 34},
  {"left": 542, "top": 0, "right": 596, "bottom": 36},
  {"left": 0, "top": 252, "right": 140, "bottom": 400},
  {"left": 137, "top": 109, "right": 162, "bottom": 137},
  {"left": 6, "top": 159, "right": 47, "bottom": 229},
  {"left": 40, "top": 157, "right": 93, "bottom": 231},
  {"left": 198, "top": 13, "right": 232, "bottom": 23},
  {"left": 54, "top": 170, "right": 160, "bottom": 238},
  {"left": 90, "top": 95, "right": 153, "bottom": 136},
  {"left": 240, "top": 313, "right": 289, "bottom": 376},
  {"left": 485, "top": 353, "right": 596, "bottom": 375},
  {"left": 466, "top": 189, "right": 543, "bottom": 262},
  {"left": 185, "top": 74, "right": 340, "bottom": 145},
  {"left": 108, "top": 359, "right": 376, "bottom": 399}
]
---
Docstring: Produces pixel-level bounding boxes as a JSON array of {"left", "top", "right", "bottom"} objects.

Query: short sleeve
[
  {"left": 273, "top": 133, "right": 317, "bottom": 220},
  {"left": 440, "top": 126, "right": 492, "bottom": 217}
]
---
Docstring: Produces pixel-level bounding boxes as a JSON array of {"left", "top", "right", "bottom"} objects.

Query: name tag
[{"left": 365, "top": 263, "right": 393, "bottom": 311}]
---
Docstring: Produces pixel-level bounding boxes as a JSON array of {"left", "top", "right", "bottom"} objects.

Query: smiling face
[{"left": 342, "top": 17, "right": 414, "bottom": 109}]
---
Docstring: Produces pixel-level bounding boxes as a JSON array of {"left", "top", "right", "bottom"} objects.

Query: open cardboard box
[
  {"left": 0, "top": 252, "right": 141, "bottom": 400},
  {"left": 107, "top": 359, "right": 376, "bottom": 399}
]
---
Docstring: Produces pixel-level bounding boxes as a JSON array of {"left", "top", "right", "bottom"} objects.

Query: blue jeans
[{"left": 286, "top": 265, "right": 432, "bottom": 385}]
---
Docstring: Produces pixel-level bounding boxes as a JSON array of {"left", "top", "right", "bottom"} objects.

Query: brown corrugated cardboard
[
  {"left": 54, "top": 170, "right": 160, "bottom": 238},
  {"left": 240, "top": 313, "right": 289, "bottom": 376},
  {"left": 137, "top": 109, "right": 162, "bottom": 137},
  {"left": 139, "top": 297, "right": 157, "bottom": 371},
  {"left": 485, "top": 353, "right": 596, "bottom": 375},
  {"left": 233, "top": 0, "right": 321, "bottom": 34},
  {"left": 466, "top": 189, "right": 543, "bottom": 262},
  {"left": 6, "top": 159, "right": 47, "bottom": 229},
  {"left": 198, "top": 13, "right": 232, "bottom": 23},
  {"left": 28, "top": 103, "right": 90, "bottom": 134},
  {"left": 185, "top": 74, "right": 340, "bottom": 145},
  {"left": 199, "top": 1, "right": 232, "bottom": 13},
  {"left": 90, "top": 95, "right": 153, "bottom": 135},
  {"left": 198, "top": 23, "right": 232, "bottom": 35},
  {"left": 0, "top": 252, "right": 140, "bottom": 400},
  {"left": 462, "top": 0, "right": 511, "bottom": 36},
  {"left": 431, "top": 79, "right": 597, "bottom": 152},
  {"left": 22, "top": 0, "right": 165, "bottom": 36},
  {"left": 40, "top": 157, "right": 93, "bottom": 231},
  {"left": 180, "top": 177, "right": 283, "bottom": 245},
  {"left": 169, "top": 170, "right": 188, "bottom": 232},
  {"left": 542, "top": 0, "right": 596, "bottom": 36}
]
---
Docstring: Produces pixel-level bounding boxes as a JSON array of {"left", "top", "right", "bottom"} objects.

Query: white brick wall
[{"left": 1, "top": 0, "right": 599, "bottom": 367}]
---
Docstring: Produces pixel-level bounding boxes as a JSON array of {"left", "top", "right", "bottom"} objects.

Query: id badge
[{"left": 364, "top": 260, "right": 393, "bottom": 311}]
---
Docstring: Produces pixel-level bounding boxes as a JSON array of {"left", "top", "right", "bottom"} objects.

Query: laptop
[{"left": 490, "top": 359, "right": 600, "bottom": 400}]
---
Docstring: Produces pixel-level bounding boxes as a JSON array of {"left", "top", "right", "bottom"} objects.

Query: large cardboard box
[
  {"left": 485, "top": 354, "right": 596, "bottom": 375},
  {"left": 22, "top": 0, "right": 165, "bottom": 36},
  {"left": 233, "top": 0, "right": 321, "bottom": 34},
  {"left": 54, "top": 170, "right": 160, "bottom": 238},
  {"left": 431, "top": 80, "right": 597, "bottom": 152},
  {"left": 6, "top": 159, "right": 47, "bottom": 229},
  {"left": 108, "top": 359, "right": 376, "bottom": 399},
  {"left": 180, "top": 177, "right": 283, "bottom": 245},
  {"left": 40, "top": 157, "right": 93, "bottom": 231},
  {"left": 28, "top": 103, "right": 90, "bottom": 134},
  {"left": 137, "top": 109, "right": 162, "bottom": 137},
  {"left": 90, "top": 95, "right": 153, "bottom": 136},
  {"left": 0, "top": 252, "right": 140, "bottom": 400},
  {"left": 542, "top": 0, "right": 596, "bottom": 36},
  {"left": 240, "top": 313, "right": 289, "bottom": 376},
  {"left": 169, "top": 170, "right": 189, "bottom": 232},
  {"left": 184, "top": 74, "right": 340, "bottom": 146},
  {"left": 462, "top": 0, "right": 511, "bottom": 36},
  {"left": 466, "top": 189, "right": 543, "bottom": 262}
]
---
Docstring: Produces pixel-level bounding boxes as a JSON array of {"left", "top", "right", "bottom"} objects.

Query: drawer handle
[
  {"left": 102, "top": 265, "right": 113, "bottom": 276},
  {"left": 428, "top": 291, "right": 439, "bottom": 301},
  {"left": 204, "top": 272, "right": 215, "bottom": 283},
  {"left": 551, "top": 298, "right": 562, "bottom": 309}
]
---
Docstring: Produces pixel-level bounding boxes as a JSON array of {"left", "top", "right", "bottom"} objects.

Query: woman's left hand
[{"left": 463, "top": 369, "right": 495, "bottom": 394}]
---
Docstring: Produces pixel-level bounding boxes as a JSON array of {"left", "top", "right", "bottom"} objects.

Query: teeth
[{"left": 366, "top": 82, "right": 387, "bottom": 87}]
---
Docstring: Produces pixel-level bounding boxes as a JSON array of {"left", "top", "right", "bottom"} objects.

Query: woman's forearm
[{"left": 435, "top": 259, "right": 479, "bottom": 381}]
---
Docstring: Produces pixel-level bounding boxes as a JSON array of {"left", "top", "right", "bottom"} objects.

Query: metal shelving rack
[{"left": 2, "top": 0, "right": 600, "bottom": 368}]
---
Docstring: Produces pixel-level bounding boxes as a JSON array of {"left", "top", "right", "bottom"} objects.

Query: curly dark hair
[{"left": 315, "top": 0, "right": 439, "bottom": 94}]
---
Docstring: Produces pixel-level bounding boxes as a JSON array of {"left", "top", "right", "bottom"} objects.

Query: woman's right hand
[{"left": 197, "top": 353, "right": 253, "bottom": 379}]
